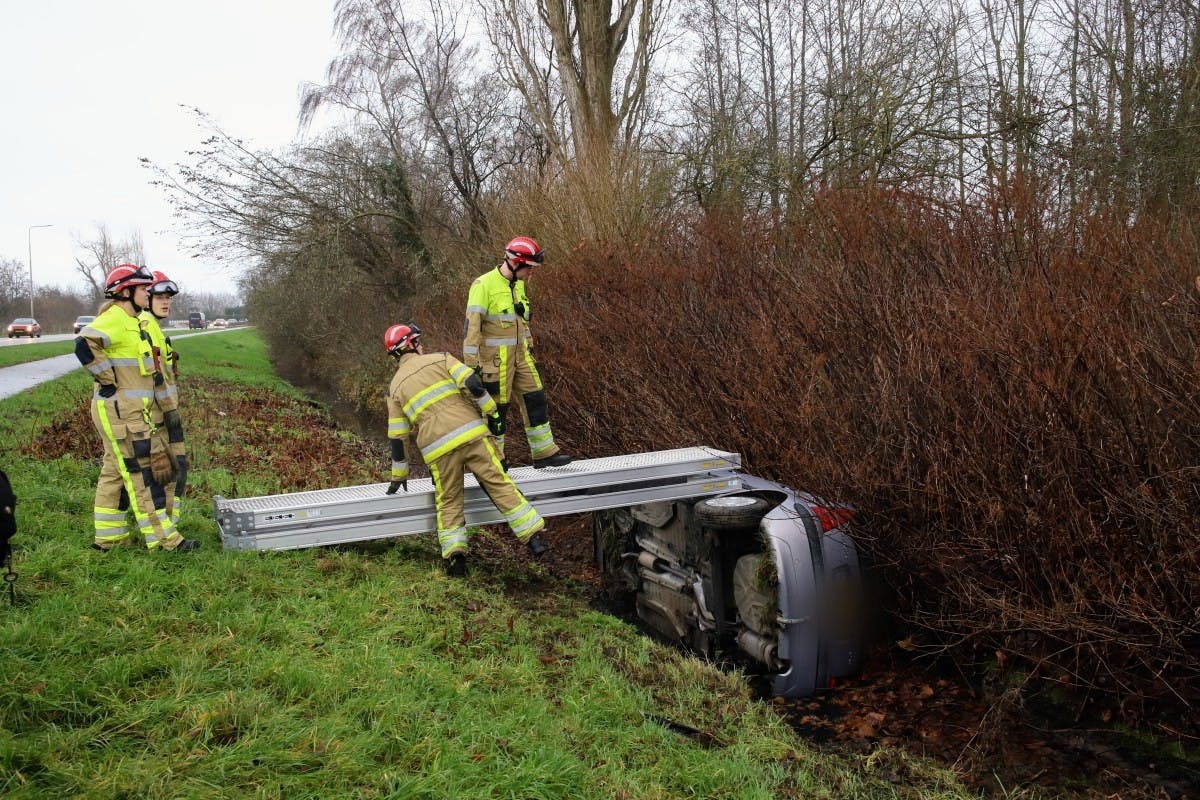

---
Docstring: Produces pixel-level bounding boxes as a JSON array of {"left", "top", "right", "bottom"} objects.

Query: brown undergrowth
[{"left": 252, "top": 189, "right": 1200, "bottom": 793}]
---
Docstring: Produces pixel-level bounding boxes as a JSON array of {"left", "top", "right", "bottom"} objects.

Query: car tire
[{"left": 695, "top": 495, "right": 772, "bottom": 530}]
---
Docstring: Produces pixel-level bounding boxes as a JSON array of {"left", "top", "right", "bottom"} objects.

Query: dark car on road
[
  {"left": 188, "top": 312, "right": 207, "bottom": 329},
  {"left": 6, "top": 318, "right": 42, "bottom": 338},
  {"left": 72, "top": 315, "right": 96, "bottom": 334}
]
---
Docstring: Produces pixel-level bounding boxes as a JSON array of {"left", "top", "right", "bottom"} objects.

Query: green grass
[
  {"left": 0, "top": 329, "right": 225, "bottom": 369},
  {"left": 0, "top": 329, "right": 975, "bottom": 799},
  {"left": 0, "top": 339, "right": 74, "bottom": 367}
]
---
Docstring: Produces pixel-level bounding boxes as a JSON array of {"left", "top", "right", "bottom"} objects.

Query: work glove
[
  {"left": 153, "top": 371, "right": 164, "bottom": 387},
  {"left": 98, "top": 384, "right": 117, "bottom": 398},
  {"left": 150, "top": 450, "right": 177, "bottom": 485},
  {"left": 487, "top": 414, "right": 505, "bottom": 437},
  {"left": 471, "top": 364, "right": 482, "bottom": 380},
  {"left": 386, "top": 480, "right": 408, "bottom": 495}
]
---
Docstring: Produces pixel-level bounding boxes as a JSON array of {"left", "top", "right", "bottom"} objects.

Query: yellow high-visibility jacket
[
  {"left": 139, "top": 312, "right": 179, "bottom": 413},
  {"left": 462, "top": 266, "right": 532, "bottom": 370}
]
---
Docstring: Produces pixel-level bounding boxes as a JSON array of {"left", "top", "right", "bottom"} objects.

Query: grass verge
[{"left": 0, "top": 329, "right": 973, "bottom": 799}]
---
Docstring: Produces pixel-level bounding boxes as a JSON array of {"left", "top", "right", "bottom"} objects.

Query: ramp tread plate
[
  {"left": 221, "top": 473, "right": 741, "bottom": 551},
  {"left": 216, "top": 447, "right": 738, "bottom": 515}
]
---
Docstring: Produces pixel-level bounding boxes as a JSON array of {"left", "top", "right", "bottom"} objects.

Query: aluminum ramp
[{"left": 215, "top": 447, "right": 742, "bottom": 551}]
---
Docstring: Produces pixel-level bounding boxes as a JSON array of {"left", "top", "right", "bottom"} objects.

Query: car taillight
[{"left": 812, "top": 505, "right": 854, "bottom": 533}]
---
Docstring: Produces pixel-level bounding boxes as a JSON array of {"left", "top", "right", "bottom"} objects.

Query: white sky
[{"left": 0, "top": 0, "right": 339, "bottom": 300}]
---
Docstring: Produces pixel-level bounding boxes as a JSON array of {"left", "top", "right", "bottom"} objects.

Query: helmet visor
[
  {"left": 506, "top": 248, "right": 544, "bottom": 266},
  {"left": 129, "top": 265, "right": 154, "bottom": 282}
]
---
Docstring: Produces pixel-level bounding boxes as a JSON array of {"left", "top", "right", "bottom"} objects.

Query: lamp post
[{"left": 27, "top": 224, "right": 52, "bottom": 318}]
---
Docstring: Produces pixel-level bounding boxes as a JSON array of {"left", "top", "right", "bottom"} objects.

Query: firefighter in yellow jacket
[
  {"left": 140, "top": 271, "right": 188, "bottom": 525},
  {"left": 462, "top": 236, "right": 572, "bottom": 469},
  {"left": 384, "top": 323, "right": 549, "bottom": 576},
  {"left": 75, "top": 264, "right": 199, "bottom": 553}
]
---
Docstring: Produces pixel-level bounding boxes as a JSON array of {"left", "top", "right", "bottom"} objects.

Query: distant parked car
[
  {"left": 6, "top": 318, "right": 42, "bottom": 338},
  {"left": 188, "top": 312, "right": 207, "bottom": 329},
  {"left": 212, "top": 318, "right": 228, "bottom": 328},
  {"left": 73, "top": 315, "right": 96, "bottom": 334}
]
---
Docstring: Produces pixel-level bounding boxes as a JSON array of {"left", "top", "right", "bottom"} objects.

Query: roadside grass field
[
  {"left": 0, "top": 329, "right": 971, "bottom": 799},
  {"left": 0, "top": 339, "right": 73, "bottom": 368}
]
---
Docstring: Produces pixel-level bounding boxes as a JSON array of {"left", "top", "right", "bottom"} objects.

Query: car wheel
[{"left": 695, "top": 495, "right": 772, "bottom": 531}]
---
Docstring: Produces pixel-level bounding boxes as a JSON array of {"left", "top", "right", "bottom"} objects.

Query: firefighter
[
  {"left": 383, "top": 323, "right": 549, "bottom": 576},
  {"left": 462, "top": 236, "right": 573, "bottom": 469},
  {"left": 75, "top": 264, "right": 199, "bottom": 553},
  {"left": 140, "top": 271, "right": 188, "bottom": 524}
]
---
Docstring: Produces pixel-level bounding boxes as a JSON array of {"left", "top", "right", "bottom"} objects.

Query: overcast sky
[{"left": 0, "top": 0, "right": 339, "bottom": 300}]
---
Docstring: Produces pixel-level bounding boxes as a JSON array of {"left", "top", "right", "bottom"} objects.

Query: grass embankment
[
  {"left": 0, "top": 339, "right": 73, "bottom": 368},
  {"left": 0, "top": 329, "right": 971, "bottom": 799}
]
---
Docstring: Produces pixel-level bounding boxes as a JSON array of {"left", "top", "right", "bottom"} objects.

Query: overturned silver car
[{"left": 593, "top": 473, "right": 863, "bottom": 697}]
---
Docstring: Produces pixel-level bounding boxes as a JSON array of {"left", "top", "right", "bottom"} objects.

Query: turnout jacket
[
  {"left": 76, "top": 304, "right": 161, "bottom": 427},
  {"left": 462, "top": 266, "right": 532, "bottom": 370},
  {"left": 386, "top": 351, "right": 499, "bottom": 480}
]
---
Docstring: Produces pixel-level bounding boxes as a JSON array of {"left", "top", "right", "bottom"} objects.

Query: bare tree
[
  {"left": 0, "top": 256, "right": 27, "bottom": 316},
  {"left": 302, "top": 0, "right": 527, "bottom": 243},
  {"left": 74, "top": 224, "right": 145, "bottom": 304},
  {"left": 482, "top": 0, "right": 664, "bottom": 172}
]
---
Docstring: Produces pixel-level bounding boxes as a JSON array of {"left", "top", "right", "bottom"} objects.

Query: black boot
[
  {"left": 446, "top": 552, "right": 468, "bottom": 577},
  {"left": 525, "top": 533, "right": 549, "bottom": 557},
  {"left": 532, "top": 453, "right": 573, "bottom": 469},
  {"left": 169, "top": 539, "right": 201, "bottom": 552}
]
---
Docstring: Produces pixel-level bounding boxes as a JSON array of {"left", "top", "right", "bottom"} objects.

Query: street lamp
[{"left": 27, "top": 224, "right": 52, "bottom": 318}]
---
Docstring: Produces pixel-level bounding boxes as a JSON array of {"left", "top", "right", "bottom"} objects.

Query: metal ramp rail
[{"left": 215, "top": 447, "right": 742, "bottom": 551}]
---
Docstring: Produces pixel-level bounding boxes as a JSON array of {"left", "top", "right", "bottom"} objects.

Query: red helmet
[
  {"left": 104, "top": 263, "right": 155, "bottom": 297},
  {"left": 150, "top": 270, "right": 180, "bottom": 296},
  {"left": 383, "top": 323, "right": 423, "bottom": 355},
  {"left": 504, "top": 236, "right": 545, "bottom": 268}
]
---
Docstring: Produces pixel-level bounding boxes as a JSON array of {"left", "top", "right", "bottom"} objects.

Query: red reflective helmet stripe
[
  {"left": 104, "top": 264, "right": 156, "bottom": 295},
  {"left": 504, "top": 236, "right": 544, "bottom": 265},
  {"left": 383, "top": 323, "right": 422, "bottom": 354}
]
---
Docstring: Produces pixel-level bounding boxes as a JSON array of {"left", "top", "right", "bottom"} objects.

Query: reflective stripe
[
  {"left": 391, "top": 460, "right": 409, "bottom": 479},
  {"left": 527, "top": 422, "right": 556, "bottom": 457},
  {"left": 485, "top": 313, "right": 516, "bottom": 323},
  {"left": 97, "top": 388, "right": 155, "bottom": 401},
  {"left": 420, "top": 419, "right": 487, "bottom": 462},
  {"left": 449, "top": 363, "right": 474, "bottom": 382},
  {"left": 87, "top": 360, "right": 111, "bottom": 376},
  {"left": 484, "top": 337, "right": 519, "bottom": 346},
  {"left": 465, "top": 304, "right": 487, "bottom": 315},
  {"left": 388, "top": 417, "right": 412, "bottom": 437},
  {"left": 79, "top": 326, "right": 111, "bottom": 346},
  {"left": 438, "top": 526, "right": 469, "bottom": 558},
  {"left": 502, "top": 499, "right": 543, "bottom": 538},
  {"left": 109, "top": 358, "right": 143, "bottom": 368},
  {"left": 403, "top": 379, "right": 458, "bottom": 419},
  {"left": 463, "top": 344, "right": 479, "bottom": 355}
]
